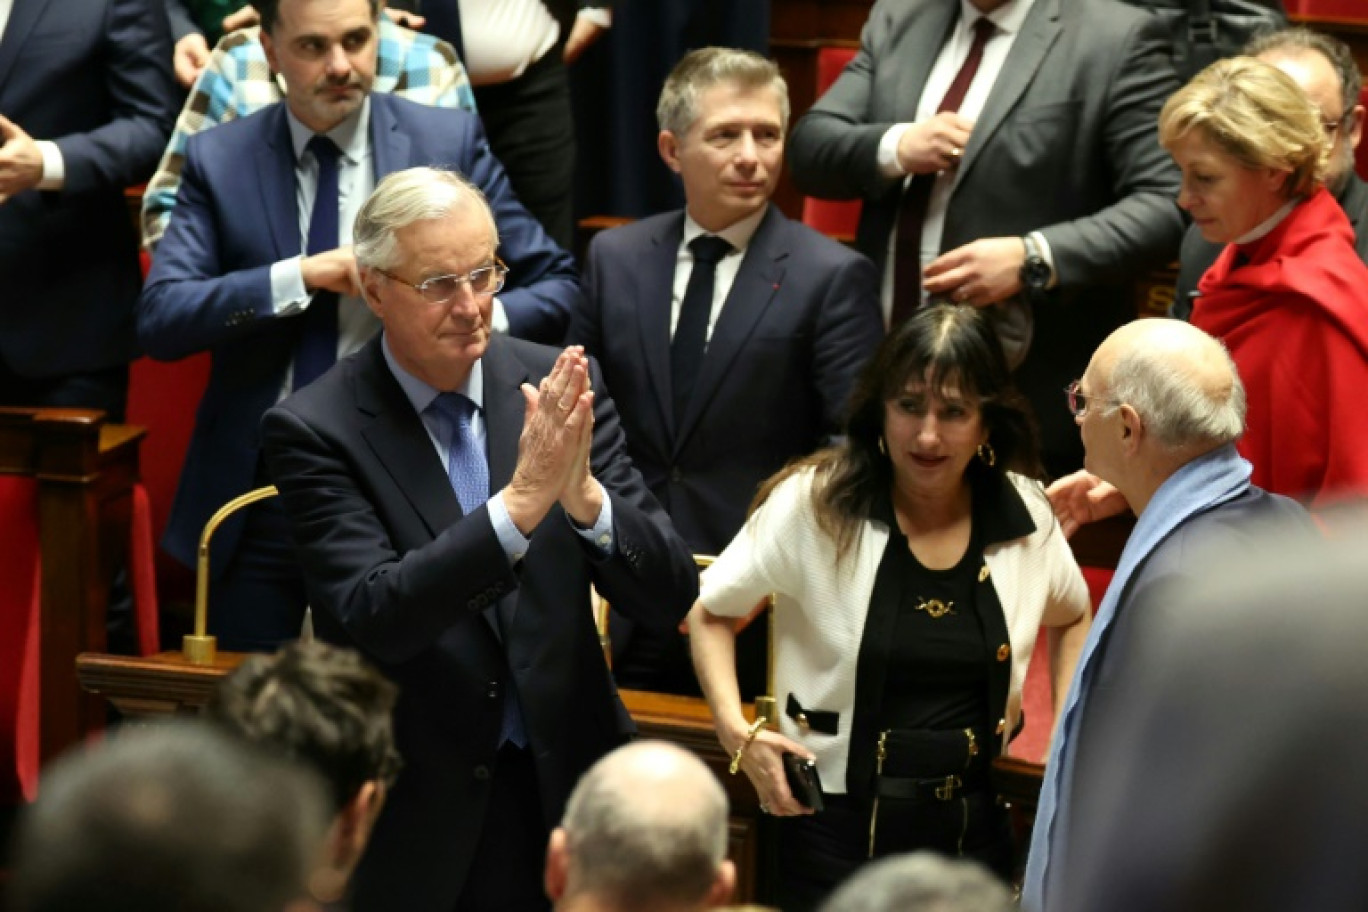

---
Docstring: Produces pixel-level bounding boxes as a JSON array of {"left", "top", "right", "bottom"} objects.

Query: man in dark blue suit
[
  {"left": 567, "top": 48, "right": 883, "bottom": 696},
  {"left": 261, "top": 167, "right": 697, "bottom": 910},
  {"left": 139, "top": 0, "right": 580, "bottom": 650},
  {"left": 0, "top": 0, "right": 176, "bottom": 418}
]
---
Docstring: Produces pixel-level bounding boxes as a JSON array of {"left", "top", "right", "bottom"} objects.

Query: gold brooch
[{"left": 915, "top": 597, "right": 956, "bottom": 618}]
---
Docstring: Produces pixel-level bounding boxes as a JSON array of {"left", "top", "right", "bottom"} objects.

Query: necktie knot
[
  {"left": 306, "top": 134, "right": 341, "bottom": 167},
  {"left": 689, "top": 235, "right": 733, "bottom": 267},
  {"left": 970, "top": 17, "right": 996, "bottom": 45},
  {"left": 433, "top": 391, "right": 477, "bottom": 432}
]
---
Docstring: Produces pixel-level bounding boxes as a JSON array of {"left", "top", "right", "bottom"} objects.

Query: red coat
[{"left": 1193, "top": 187, "right": 1368, "bottom": 509}]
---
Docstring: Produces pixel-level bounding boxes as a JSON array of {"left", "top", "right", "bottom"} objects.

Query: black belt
[{"left": 876, "top": 767, "right": 989, "bottom": 802}]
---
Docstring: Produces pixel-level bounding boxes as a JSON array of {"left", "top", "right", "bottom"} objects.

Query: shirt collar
[
  {"left": 286, "top": 96, "right": 371, "bottom": 166},
  {"left": 682, "top": 204, "right": 768, "bottom": 255},
  {"left": 958, "top": 0, "right": 1033, "bottom": 38},
  {"left": 381, "top": 333, "right": 484, "bottom": 415},
  {"left": 1234, "top": 197, "right": 1298, "bottom": 245}
]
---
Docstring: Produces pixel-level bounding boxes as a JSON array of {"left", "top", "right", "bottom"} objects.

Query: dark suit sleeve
[
  {"left": 810, "top": 251, "right": 883, "bottom": 433},
  {"left": 564, "top": 232, "right": 606, "bottom": 353},
  {"left": 52, "top": 0, "right": 177, "bottom": 196},
  {"left": 787, "top": 3, "right": 901, "bottom": 202},
  {"left": 1034, "top": 14, "right": 1184, "bottom": 287},
  {"left": 136, "top": 136, "right": 277, "bottom": 360},
  {"left": 459, "top": 116, "right": 582, "bottom": 344},
  {"left": 582, "top": 356, "right": 699, "bottom": 624}
]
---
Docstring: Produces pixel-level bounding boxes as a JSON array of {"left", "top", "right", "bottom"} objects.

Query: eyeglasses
[
  {"left": 1064, "top": 380, "right": 1121, "bottom": 418},
  {"left": 375, "top": 258, "right": 508, "bottom": 303}
]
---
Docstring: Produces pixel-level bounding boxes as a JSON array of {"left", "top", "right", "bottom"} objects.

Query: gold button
[
  {"left": 995, "top": 718, "right": 1006, "bottom": 735},
  {"left": 796, "top": 712, "right": 810, "bottom": 732},
  {"left": 978, "top": 564, "right": 990, "bottom": 582},
  {"left": 996, "top": 643, "right": 1010, "bottom": 662}
]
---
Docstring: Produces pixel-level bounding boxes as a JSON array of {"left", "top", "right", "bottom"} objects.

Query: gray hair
[
  {"left": 1106, "top": 336, "right": 1247, "bottom": 450},
  {"left": 353, "top": 167, "right": 497, "bottom": 271},
  {"left": 657, "top": 47, "right": 791, "bottom": 136},
  {"left": 561, "top": 740, "right": 729, "bottom": 908},
  {"left": 10, "top": 722, "right": 331, "bottom": 912},
  {"left": 818, "top": 852, "right": 1013, "bottom": 912},
  {"left": 1246, "top": 26, "right": 1362, "bottom": 118}
]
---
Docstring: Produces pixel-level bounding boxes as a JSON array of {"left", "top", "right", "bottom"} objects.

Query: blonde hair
[{"left": 1159, "top": 56, "right": 1329, "bottom": 197}]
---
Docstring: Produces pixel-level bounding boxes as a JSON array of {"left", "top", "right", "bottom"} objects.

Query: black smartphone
[{"left": 782, "top": 752, "right": 825, "bottom": 812}]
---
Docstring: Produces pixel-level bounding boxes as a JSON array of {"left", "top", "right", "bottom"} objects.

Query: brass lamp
[{"left": 182, "top": 485, "right": 279, "bottom": 665}]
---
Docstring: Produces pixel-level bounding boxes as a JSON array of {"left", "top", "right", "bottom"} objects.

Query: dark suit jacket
[
  {"left": 1173, "top": 174, "right": 1368, "bottom": 319},
  {"left": 569, "top": 205, "right": 883, "bottom": 555},
  {"left": 138, "top": 94, "right": 580, "bottom": 572},
  {"left": 788, "top": 0, "right": 1184, "bottom": 475},
  {"left": 0, "top": 0, "right": 175, "bottom": 379},
  {"left": 260, "top": 334, "right": 697, "bottom": 910}
]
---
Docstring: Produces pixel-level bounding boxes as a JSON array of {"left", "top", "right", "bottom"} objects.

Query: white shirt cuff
[
  {"left": 270, "top": 257, "right": 312, "bottom": 315},
  {"left": 577, "top": 7, "right": 611, "bottom": 27},
  {"left": 37, "top": 141, "right": 64, "bottom": 190},
  {"left": 489, "top": 492, "right": 532, "bottom": 564},
  {"left": 1029, "top": 231, "right": 1060, "bottom": 290},
  {"left": 568, "top": 482, "right": 614, "bottom": 555},
  {"left": 877, "top": 124, "right": 912, "bottom": 179},
  {"left": 490, "top": 297, "right": 510, "bottom": 334}
]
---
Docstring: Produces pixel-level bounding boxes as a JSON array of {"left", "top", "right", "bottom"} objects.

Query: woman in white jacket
[{"left": 690, "top": 304, "right": 1091, "bottom": 910}]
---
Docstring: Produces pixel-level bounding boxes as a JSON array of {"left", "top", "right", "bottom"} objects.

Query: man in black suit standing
[
  {"left": 788, "top": 0, "right": 1185, "bottom": 478},
  {"left": 567, "top": 48, "right": 883, "bottom": 696},
  {"left": 1174, "top": 26, "right": 1368, "bottom": 318},
  {"left": 261, "top": 166, "right": 698, "bottom": 912}
]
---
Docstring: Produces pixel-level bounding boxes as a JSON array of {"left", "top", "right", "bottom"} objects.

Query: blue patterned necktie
[
  {"left": 293, "top": 134, "right": 342, "bottom": 391},
  {"left": 432, "top": 392, "right": 488, "bottom": 514}
]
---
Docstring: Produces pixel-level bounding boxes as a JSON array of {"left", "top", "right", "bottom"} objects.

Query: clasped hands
[{"left": 504, "top": 347, "right": 602, "bottom": 535}]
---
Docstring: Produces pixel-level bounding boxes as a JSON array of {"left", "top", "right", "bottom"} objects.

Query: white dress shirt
[{"left": 458, "top": 0, "right": 610, "bottom": 86}]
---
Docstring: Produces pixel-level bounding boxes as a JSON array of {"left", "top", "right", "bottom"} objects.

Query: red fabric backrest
[
  {"left": 800, "top": 46, "right": 863, "bottom": 241},
  {"left": 0, "top": 476, "right": 42, "bottom": 804}
]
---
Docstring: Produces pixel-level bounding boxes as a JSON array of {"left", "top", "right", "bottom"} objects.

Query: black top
[{"left": 881, "top": 520, "right": 991, "bottom": 732}]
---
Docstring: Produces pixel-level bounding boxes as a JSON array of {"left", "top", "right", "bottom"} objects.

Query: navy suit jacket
[
  {"left": 138, "top": 94, "right": 580, "bottom": 570},
  {"left": 0, "top": 0, "right": 175, "bottom": 378},
  {"left": 260, "top": 334, "right": 697, "bottom": 910},
  {"left": 569, "top": 205, "right": 884, "bottom": 555}
]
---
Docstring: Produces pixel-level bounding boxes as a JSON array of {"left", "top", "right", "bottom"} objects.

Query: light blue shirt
[{"left": 381, "top": 335, "right": 614, "bottom": 564}]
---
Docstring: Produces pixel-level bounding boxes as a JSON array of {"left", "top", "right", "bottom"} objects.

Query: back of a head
[
  {"left": 560, "top": 740, "right": 729, "bottom": 910},
  {"left": 818, "top": 852, "right": 1013, "bottom": 912},
  {"left": 1101, "top": 319, "right": 1246, "bottom": 453},
  {"left": 9, "top": 722, "right": 331, "bottom": 912},
  {"left": 205, "top": 640, "right": 401, "bottom": 812}
]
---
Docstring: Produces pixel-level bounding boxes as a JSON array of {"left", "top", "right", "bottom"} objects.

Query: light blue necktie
[{"left": 430, "top": 392, "right": 526, "bottom": 747}]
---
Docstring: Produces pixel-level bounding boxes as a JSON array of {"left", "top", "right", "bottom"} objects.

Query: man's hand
[
  {"left": 558, "top": 375, "right": 602, "bottom": 527},
  {"left": 0, "top": 116, "right": 45, "bottom": 205},
  {"left": 1045, "top": 470, "right": 1130, "bottom": 539},
  {"left": 220, "top": 3, "right": 259, "bottom": 33},
  {"left": 383, "top": 7, "right": 426, "bottom": 29},
  {"left": 174, "top": 33, "right": 212, "bottom": 89},
  {"left": 895, "top": 112, "right": 974, "bottom": 175},
  {"left": 301, "top": 246, "right": 360, "bottom": 296},
  {"left": 923, "top": 236, "right": 1025, "bottom": 307},
  {"left": 562, "top": 16, "right": 606, "bottom": 64},
  {"left": 505, "top": 348, "right": 596, "bottom": 534}
]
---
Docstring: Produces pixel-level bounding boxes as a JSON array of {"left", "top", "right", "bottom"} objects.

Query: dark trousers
[
  {"left": 209, "top": 492, "right": 309, "bottom": 652},
  {"left": 454, "top": 744, "right": 552, "bottom": 912},
  {"left": 776, "top": 790, "right": 1012, "bottom": 912},
  {"left": 0, "top": 358, "right": 129, "bottom": 421},
  {"left": 473, "top": 50, "right": 575, "bottom": 253}
]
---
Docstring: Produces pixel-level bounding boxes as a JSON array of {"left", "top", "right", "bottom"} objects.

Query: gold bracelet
[{"left": 728, "top": 718, "right": 768, "bottom": 775}]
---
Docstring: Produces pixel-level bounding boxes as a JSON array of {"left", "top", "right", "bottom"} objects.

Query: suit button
[
  {"left": 996, "top": 644, "right": 1010, "bottom": 662},
  {"left": 473, "top": 765, "right": 491, "bottom": 781},
  {"left": 670, "top": 467, "right": 682, "bottom": 483}
]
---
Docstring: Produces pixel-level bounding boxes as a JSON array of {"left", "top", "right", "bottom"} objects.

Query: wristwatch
[{"left": 1020, "top": 234, "right": 1053, "bottom": 293}]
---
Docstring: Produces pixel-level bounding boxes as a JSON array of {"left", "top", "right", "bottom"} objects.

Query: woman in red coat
[{"left": 1159, "top": 56, "right": 1368, "bottom": 509}]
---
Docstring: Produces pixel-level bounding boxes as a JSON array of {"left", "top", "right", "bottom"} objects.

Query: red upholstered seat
[
  {"left": 1008, "top": 565, "right": 1113, "bottom": 762},
  {"left": 0, "top": 476, "right": 42, "bottom": 805},
  {"left": 800, "top": 46, "right": 863, "bottom": 241}
]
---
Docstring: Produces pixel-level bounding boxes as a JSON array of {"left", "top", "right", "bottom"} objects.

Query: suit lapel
[
  {"left": 478, "top": 335, "right": 528, "bottom": 497},
  {"left": 639, "top": 214, "right": 685, "bottom": 438},
  {"left": 674, "top": 207, "right": 785, "bottom": 454},
  {"left": 257, "top": 106, "right": 303, "bottom": 260},
  {"left": 369, "top": 94, "right": 410, "bottom": 183},
  {"left": 892, "top": 1, "right": 957, "bottom": 121},
  {"left": 0, "top": 0, "right": 50, "bottom": 95},
  {"left": 355, "top": 338, "right": 463, "bottom": 538},
  {"left": 953, "top": 0, "right": 1062, "bottom": 190}
]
